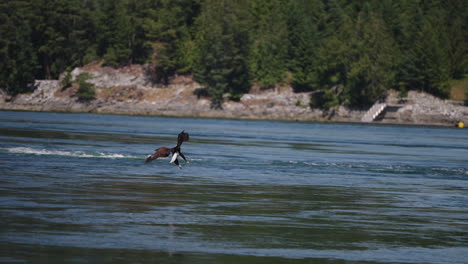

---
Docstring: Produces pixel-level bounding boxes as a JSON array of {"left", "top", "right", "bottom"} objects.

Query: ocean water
[{"left": 0, "top": 110, "right": 467, "bottom": 264}]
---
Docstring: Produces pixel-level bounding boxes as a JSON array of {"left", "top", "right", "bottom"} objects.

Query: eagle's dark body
[{"left": 145, "top": 131, "right": 190, "bottom": 168}]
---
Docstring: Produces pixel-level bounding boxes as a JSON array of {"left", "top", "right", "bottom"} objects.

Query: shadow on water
[
  {"left": 2, "top": 243, "right": 384, "bottom": 264},
  {"left": 0, "top": 127, "right": 163, "bottom": 146}
]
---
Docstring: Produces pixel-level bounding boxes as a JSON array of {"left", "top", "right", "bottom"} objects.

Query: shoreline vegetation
[
  {"left": 1, "top": 62, "right": 466, "bottom": 127},
  {"left": 1, "top": 1, "right": 466, "bottom": 125}
]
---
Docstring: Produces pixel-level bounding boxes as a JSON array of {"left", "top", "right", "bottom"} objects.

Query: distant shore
[{"left": 1, "top": 64, "right": 466, "bottom": 127}]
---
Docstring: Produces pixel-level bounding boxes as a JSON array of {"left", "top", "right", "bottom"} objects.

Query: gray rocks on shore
[{"left": 1, "top": 63, "right": 466, "bottom": 126}]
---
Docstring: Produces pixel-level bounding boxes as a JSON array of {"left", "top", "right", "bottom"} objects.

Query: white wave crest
[{"left": 6, "top": 147, "right": 135, "bottom": 159}]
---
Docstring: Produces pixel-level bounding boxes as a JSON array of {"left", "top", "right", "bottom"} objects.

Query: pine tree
[
  {"left": 145, "top": 0, "right": 201, "bottom": 84},
  {"left": 415, "top": 15, "right": 450, "bottom": 97},
  {"left": 1, "top": 0, "right": 465, "bottom": 103},
  {"left": 444, "top": 0, "right": 468, "bottom": 79},
  {"left": 346, "top": 11, "right": 398, "bottom": 106},
  {"left": 98, "top": 0, "right": 132, "bottom": 67},
  {"left": 194, "top": 0, "right": 250, "bottom": 109},
  {"left": 27, "top": 0, "right": 99, "bottom": 78},
  {"left": 314, "top": 0, "right": 350, "bottom": 106},
  {"left": 248, "top": 0, "right": 288, "bottom": 88},
  {"left": 286, "top": 0, "right": 324, "bottom": 92},
  {"left": 315, "top": 3, "right": 398, "bottom": 107},
  {"left": 397, "top": 1, "right": 451, "bottom": 98},
  {"left": 0, "top": 1, "right": 39, "bottom": 94},
  {"left": 193, "top": 1, "right": 225, "bottom": 108}
]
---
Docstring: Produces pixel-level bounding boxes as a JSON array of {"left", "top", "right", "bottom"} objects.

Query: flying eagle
[{"left": 145, "top": 131, "right": 190, "bottom": 168}]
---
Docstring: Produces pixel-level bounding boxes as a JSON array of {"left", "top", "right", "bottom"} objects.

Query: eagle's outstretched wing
[
  {"left": 145, "top": 147, "right": 171, "bottom": 163},
  {"left": 176, "top": 130, "right": 189, "bottom": 147}
]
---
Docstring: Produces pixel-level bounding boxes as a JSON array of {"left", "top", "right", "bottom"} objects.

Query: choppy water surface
[{"left": 1, "top": 110, "right": 467, "bottom": 263}]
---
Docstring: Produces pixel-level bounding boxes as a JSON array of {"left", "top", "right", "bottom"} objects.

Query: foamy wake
[{"left": 6, "top": 147, "right": 136, "bottom": 159}]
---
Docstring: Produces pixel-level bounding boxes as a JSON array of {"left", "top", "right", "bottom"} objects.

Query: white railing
[{"left": 361, "top": 103, "right": 387, "bottom": 122}]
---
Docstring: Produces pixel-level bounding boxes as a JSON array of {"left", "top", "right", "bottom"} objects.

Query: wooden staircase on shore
[{"left": 361, "top": 102, "right": 387, "bottom": 122}]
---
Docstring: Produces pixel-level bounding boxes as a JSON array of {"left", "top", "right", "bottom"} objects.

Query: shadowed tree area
[{"left": 1, "top": 0, "right": 467, "bottom": 107}]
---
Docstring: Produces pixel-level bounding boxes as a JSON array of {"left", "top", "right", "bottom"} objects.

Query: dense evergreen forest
[{"left": 1, "top": 0, "right": 467, "bottom": 108}]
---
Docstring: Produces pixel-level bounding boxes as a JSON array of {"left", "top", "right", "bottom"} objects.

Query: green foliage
[
  {"left": 396, "top": 0, "right": 457, "bottom": 99},
  {"left": 148, "top": 0, "right": 200, "bottom": 82},
  {"left": 1, "top": 0, "right": 466, "bottom": 108},
  {"left": 286, "top": 0, "right": 324, "bottom": 92},
  {"left": 445, "top": 0, "right": 468, "bottom": 79},
  {"left": 310, "top": 91, "right": 324, "bottom": 109},
  {"left": 138, "top": 0, "right": 201, "bottom": 84},
  {"left": 75, "top": 73, "right": 96, "bottom": 101},
  {"left": 309, "top": 89, "right": 339, "bottom": 109},
  {"left": 0, "top": 1, "right": 39, "bottom": 95},
  {"left": 31, "top": 0, "right": 99, "bottom": 79},
  {"left": 193, "top": 0, "right": 250, "bottom": 109},
  {"left": 61, "top": 71, "right": 72, "bottom": 90},
  {"left": 248, "top": 0, "right": 288, "bottom": 87},
  {"left": 295, "top": 99, "right": 301, "bottom": 107},
  {"left": 398, "top": 87, "right": 408, "bottom": 99},
  {"left": 322, "top": 90, "right": 340, "bottom": 109},
  {"left": 98, "top": 0, "right": 132, "bottom": 66},
  {"left": 346, "top": 11, "right": 398, "bottom": 106}
]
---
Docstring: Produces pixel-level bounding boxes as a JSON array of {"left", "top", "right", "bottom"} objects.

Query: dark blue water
[{"left": 1, "top": 110, "right": 467, "bottom": 263}]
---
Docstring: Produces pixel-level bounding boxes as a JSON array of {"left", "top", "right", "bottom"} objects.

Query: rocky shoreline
[{"left": 1, "top": 63, "right": 466, "bottom": 126}]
